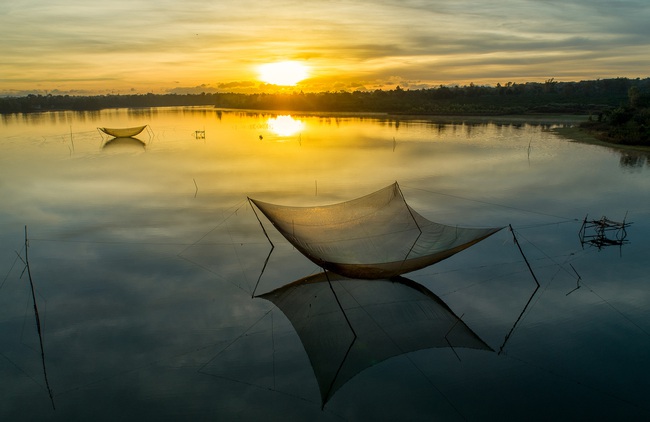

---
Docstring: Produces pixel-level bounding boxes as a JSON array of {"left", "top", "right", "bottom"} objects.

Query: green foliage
[{"left": 580, "top": 83, "right": 650, "bottom": 146}]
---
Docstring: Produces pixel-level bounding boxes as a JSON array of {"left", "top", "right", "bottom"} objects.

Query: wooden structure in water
[{"left": 579, "top": 214, "right": 631, "bottom": 250}]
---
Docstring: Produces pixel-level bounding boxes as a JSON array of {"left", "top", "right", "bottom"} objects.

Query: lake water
[{"left": 1, "top": 107, "right": 649, "bottom": 421}]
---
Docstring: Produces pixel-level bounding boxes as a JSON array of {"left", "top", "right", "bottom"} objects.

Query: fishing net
[{"left": 249, "top": 182, "right": 503, "bottom": 279}]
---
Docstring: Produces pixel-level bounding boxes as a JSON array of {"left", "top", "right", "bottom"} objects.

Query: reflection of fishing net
[
  {"left": 250, "top": 182, "right": 504, "bottom": 279},
  {"left": 259, "top": 273, "right": 494, "bottom": 405},
  {"left": 579, "top": 214, "right": 631, "bottom": 250}
]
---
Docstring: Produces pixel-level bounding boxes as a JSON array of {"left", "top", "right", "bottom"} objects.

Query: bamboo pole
[{"left": 24, "top": 226, "right": 56, "bottom": 410}]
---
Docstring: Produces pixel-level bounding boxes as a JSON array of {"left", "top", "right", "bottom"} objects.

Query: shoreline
[
  {"left": 259, "top": 108, "right": 649, "bottom": 152},
  {"left": 6, "top": 102, "right": 648, "bottom": 153},
  {"left": 386, "top": 113, "right": 588, "bottom": 125},
  {"left": 224, "top": 108, "right": 591, "bottom": 125},
  {"left": 551, "top": 126, "right": 650, "bottom": 153}
]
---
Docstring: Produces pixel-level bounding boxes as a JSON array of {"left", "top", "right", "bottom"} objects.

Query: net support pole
[
  {"left": 396, "top": 182, "right": 423, "bottom": 272},
  {"left": 24, "top": 226, "right": 56, "bottom": 410},
  {"left": 509, "top": 224, "right": 540, "bottom": 287},
  {"left": 498, "top": 283, "right": 539, "bottom": 355},
  {"left": 498, "top": 224, "right": 541, "bottom": 355},
  {"left": 321, "top": 269, "right": 357, "bottom": 409},
  {"left": 444, "top": 313, "right": 464, "bottom": 361},
  {"left": 323, "top": 270, "right": 357, "bottom": 340},
  {"left": 396, "top": 182, "right": 422, "bottom": 232},
  {"left": 251, "top": 246, "right": 274, "bottom": 298},
  {"left": 248, "top": 198, "right": 274, "bottom": 249},
  {"left": 248, "top": 198, "right": 275, "bottom": 298}
]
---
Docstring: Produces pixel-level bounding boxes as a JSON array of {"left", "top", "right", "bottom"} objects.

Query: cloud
[
  {"left": 165, "top": 81, "right": 261, "bottom": 94},
  {"left": 1, "top": 0, "right": 649, "bottom": 94}
]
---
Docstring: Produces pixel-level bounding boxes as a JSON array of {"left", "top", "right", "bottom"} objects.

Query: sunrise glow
[
  {"left": 0, "top": 1, "right": 648, "bottom": 96},
  {"left": 258, "top": 61, "right": 309, "bottom": 86}
]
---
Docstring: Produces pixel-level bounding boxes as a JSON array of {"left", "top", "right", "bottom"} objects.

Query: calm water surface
[{"left": 1, "top": 108, "right": 649, "bottom": 421}]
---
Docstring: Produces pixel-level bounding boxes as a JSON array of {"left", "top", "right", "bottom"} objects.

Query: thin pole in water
[
  {"left": 24, "top": 226, "right": 56, "bottom": 410},
  {"left": 498, "top": 224, "right": 541, "bottom": 355},
  {"left": 323, "top": 270, "right": 357, "bottom": 339},
  {"left": 247, "top": 198, "right": 276, "bottom": 297},
  {"left": 509, "top": 224, "right": 539, "bottom": 287},
  {"left": 444, "top": 313, "right": 464, "bottom": 361}
]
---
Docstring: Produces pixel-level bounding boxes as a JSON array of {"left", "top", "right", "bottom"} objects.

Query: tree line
[
  {"left": 580, "top": 84, "right": 650, "bottom": 146},
  {"left": 1, "top": 77, "right": 649, "bottom": 116}
]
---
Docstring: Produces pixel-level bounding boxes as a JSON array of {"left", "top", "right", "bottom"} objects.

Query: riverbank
[
  {"left": 387, "top": 111, "right": 650, "bottom": 153},
  {"left": 552, "top": 126, "right": 650, "bottom": 153},
  {"left": 387, "top": 113, "right": 588, "bottom": 126}
]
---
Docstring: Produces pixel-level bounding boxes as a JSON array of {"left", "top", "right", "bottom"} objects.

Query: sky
[{"left": 1, "top": 0, "right": 649, "bottom": 96}]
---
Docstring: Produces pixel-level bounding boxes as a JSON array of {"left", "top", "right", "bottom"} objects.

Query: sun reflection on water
[{"left": 267, "top": 115, "right": 304, "bottom": 137}]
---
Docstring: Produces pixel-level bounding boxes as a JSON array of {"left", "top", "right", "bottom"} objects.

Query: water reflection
[
  {"left": 256, "top": 272, "right": 493, "bottom": 407},
  {"left": 1, "top": 107, "right": 650, "bottom": 420},
  {"left": 579, "top": 214, "right": 631, "bottom": 250},
  {"left": 620, "top": 151, "right": 649, "bottom": 169},
  {"left": 102, "top": 137, "right": 146, "bottom": 150},
  {"left": 267, "top": 115, "right": 304, "bottom": 137}
]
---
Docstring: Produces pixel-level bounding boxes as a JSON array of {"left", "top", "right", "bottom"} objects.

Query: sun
[{"left": 258, "top": 61, "right": 309, "bottom": 86}]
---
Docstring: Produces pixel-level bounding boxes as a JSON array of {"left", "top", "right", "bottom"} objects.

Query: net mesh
[
  {"left": 250, "top": 182, "right": 503, "bottom": 278},
  {"left": 260, "top": 273, "right": 493, "bottom": 404}
]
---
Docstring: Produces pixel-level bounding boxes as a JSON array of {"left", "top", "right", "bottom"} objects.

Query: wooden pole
[{"left": 24, "top": 226, "right": 56, "bottom": 410}]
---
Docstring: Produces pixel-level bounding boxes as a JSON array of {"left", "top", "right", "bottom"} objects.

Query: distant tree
[{"left": 628, "top": 86, "right": 640, "bottom": 107}]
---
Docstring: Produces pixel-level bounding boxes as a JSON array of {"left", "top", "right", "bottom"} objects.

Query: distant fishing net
[{"left": 249, "top": 182, "right": 503, "bottom": 279}]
